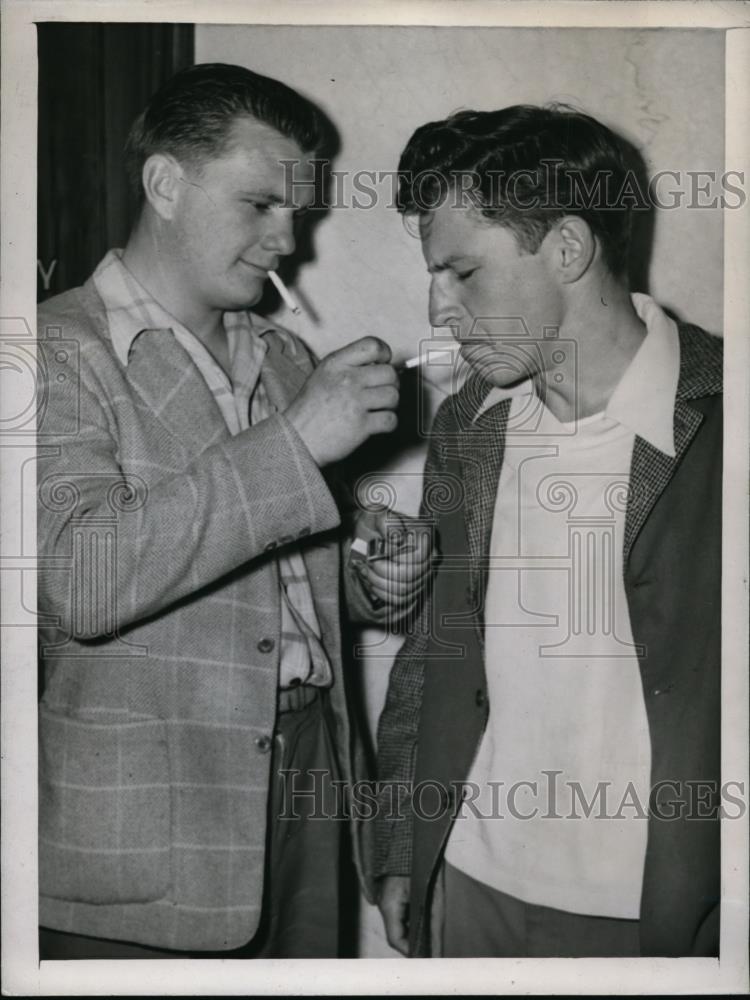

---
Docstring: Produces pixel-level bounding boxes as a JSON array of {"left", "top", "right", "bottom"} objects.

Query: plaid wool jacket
[
  {"left": 375, "top": 321, "right": 723, "bottom": 957},
  {"left": 36, "top": 275, "right": 373, "bottom": 951}
]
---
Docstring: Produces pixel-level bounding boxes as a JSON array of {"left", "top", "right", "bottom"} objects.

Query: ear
[
  {"left": 546, "top": 215, "right": 596, "bottom": 284},
  {"left": 141, "top": 153, "right": 183, "bottom": 221}
]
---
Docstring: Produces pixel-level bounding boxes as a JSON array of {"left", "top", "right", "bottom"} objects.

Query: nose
[
  {"left": 261, "top": 211, "right": 296, "bottom": 257},
  {"left": 428, "top": 275, "right": 461, "bottom": 330}
]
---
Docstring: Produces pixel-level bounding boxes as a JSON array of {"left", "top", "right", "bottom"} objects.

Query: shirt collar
[
  {"left": 92, "top": 248, "right": 272, "bottom": 367},
  {"left": 606, "top": 293, "right": 679, "bottom": 457},
  {"left": 472, "top": 293, "right": 680, "bottom": 457},
  {"left": 473, "top": 377, "right": 535, "bottom": 422}
]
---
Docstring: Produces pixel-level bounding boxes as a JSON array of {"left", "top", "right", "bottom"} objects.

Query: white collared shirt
[
  {"left": 444, "top": 294, "right": 680, "bottom": 919},
  {"left": 473, "top": 292, "right": 679, "bottom": 456}
]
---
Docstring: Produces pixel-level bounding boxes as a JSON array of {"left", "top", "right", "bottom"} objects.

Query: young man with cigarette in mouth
[
  {"left": 36, "top": 63, "right": 431, "bottom": 959},
  {"left": 375, "top": 105, "right": 722, "bottom": 957}
]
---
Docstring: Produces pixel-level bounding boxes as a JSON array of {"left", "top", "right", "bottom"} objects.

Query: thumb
[{"left": 329, "top": 336, "right": 392, "bottom": 368}]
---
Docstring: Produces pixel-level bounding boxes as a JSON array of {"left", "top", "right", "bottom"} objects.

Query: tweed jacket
[
  {"left": 36, "top": 275, "right": 373, "bottom": 951},
  {"left": 375, "top": 322, "right": 723, "bottom": 957}
]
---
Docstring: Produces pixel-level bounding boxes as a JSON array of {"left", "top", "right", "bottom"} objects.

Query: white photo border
[{"left": 1, "top": 1, "right": 748, "bottom": 995}]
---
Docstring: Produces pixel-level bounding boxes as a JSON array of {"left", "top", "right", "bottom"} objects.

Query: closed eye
[
  {"left": 456, "top": 267, "right": 478, "bottom": 282},
  {"left": 242, "top": 199, "right": 271, "bottom": 213}
]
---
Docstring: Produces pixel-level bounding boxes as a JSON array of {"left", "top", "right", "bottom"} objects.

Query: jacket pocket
[{"left": 39, "top": 708, "right": 171, "bottom": 904}]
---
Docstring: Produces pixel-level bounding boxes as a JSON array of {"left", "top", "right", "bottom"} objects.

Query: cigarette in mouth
[
  {"left": 401, "top": 346, "right": 459, "bottom": 369},
  {"left": 268, "top": 271, "right": 302, "bottom": 315}
]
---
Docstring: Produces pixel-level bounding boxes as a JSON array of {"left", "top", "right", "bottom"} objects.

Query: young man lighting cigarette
[{"left": 36, "top": 62, "right": 433, "bottom": 959}]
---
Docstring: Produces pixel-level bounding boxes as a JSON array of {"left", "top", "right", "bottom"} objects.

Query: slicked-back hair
[
  {"left": 397, "top": 104, "right": 643, "bottom": 277},
  {"left": 125, "top": 62, "right": 333, "bottom": 200}
]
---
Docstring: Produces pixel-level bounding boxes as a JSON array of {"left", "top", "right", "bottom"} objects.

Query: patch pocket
[{"left": 39, "top": 708, "right": 171, "bottom": 904}]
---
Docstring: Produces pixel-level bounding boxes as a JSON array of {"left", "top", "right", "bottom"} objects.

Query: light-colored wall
[
  {"left": 196, "top": 25, "right": 725, "bottom": 957},
  {"left": 198, "top": 26, "right": 724, "bottom": 350}
]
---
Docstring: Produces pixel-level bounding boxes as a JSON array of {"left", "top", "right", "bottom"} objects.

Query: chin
[
  {"left": 225, "top": 282, "right": 265, "bottom": 311},
  {"left": 460, "top": 343, "right": 533, "bottom": 386}
]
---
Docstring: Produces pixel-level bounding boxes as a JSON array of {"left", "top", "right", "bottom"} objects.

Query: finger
[
  {"left": 361, "top": 574, "right": 417, "bottom": 599},
  {"left": 385, "top": 927, "right": 409, "bottom": 956},
  {"left": 351, "top": 562, "right": 392, "bottom": 602},
  {"left": 364, "top": 578, "right": 426, "bottom": 607},
  {"left": 386, "top": 527, "right": 432, "bottom": 558},
  {"left": 366, "top": 410, "right": 398, "bottom": 435},
  {"left": 382, "top": 509, "right": 408, "bottom": 534},
  {"left": 356, "top": 363, "right": 399, "bottom": 389},
  {"left": 356, "top": 507, "right": 395, "bottom": 538},
  {"left": 360, "top": 573, "right": 422, "bottom": 603},
  {"left": 414, "top": 527, "right": 433, "bottom": 557},
  {"left": 365, "top": 537, "right": 433, "bottom": 574},
  {"left": 363, "top": 567, "right": 427, "bottom": 601},
  {"left": 382, "top": 532, "right": 432, "bottom": 568},
  {"left": 365, "top": 556, "right": 429, "bottom": 585},
  {"left": 361, "top": 384, "right": 399, "bottom": 411},
  {"left": 330, "top": 336, "right": 392, "bottom": 368},
  {"left": 382, "top": 910, "right": 409, "bottom": 956}
]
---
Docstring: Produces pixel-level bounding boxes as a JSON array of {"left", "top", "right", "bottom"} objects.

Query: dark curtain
[{"left": 37, "top": 22, "right": 194, "bottom": 300}]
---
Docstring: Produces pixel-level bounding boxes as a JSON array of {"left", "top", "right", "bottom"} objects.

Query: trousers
[{"left": 40, "top": 690, "right": 346, "bottom": 959}]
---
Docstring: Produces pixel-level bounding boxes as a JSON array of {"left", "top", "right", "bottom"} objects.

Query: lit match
[{"left": 268, "top": 270, "right": 302, "bottom": 315}]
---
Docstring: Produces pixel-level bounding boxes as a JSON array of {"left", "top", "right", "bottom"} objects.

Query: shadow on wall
[
  {"left": 626, "top": 137, "right": 655, "bottom": 297},
  {"left": 257, "top": 139, "right": 343, "bottom": 324}
]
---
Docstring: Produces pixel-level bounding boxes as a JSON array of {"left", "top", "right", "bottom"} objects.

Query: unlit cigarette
[
  {"left": 268, "top": 270, "right": 301, "bottom": 315},
  {"left": 402, "top": 347, "right": 459, "bottom": 369}
]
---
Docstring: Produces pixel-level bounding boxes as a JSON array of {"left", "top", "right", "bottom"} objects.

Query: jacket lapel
[
  {"left": 259, "top": 334, "right": 308, "bottom": 413},
  {"left": 85, "top": 266, "right": 309, "bottom": 459},
  {"left": 457, "top": 324, "right": 721, "bottom": 610},
  {"left": 126, "top": 330, "right": 230, "bottom": 458},
  {"left": 123, "top": 322, "right": 311, "bottom": 487},
  {"left": 624, "top": 323, "right": 722, "bottom": 563},
  {"left": 457, "top": 393, "right": 512, "bottom": 630},
  {"left": 80, "top": 276, "right": 229, "bottom": 460},
  {"left": 624, "top": 401, "right": 703, "bottom": 563}
]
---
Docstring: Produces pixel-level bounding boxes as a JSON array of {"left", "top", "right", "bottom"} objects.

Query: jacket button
[
  {"left": 255, "top": 735, "right": 272, "bottom": 753},
  {"left": 475, "top": 689, "right": 487, "bottom": 707},
  {"left": 257, "top": 637, "right": 275, "bottom": 653}
]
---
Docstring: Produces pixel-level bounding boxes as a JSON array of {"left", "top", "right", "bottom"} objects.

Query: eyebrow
[{"left": 238, "top": 191, "right": 285, "bottom": 203}]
